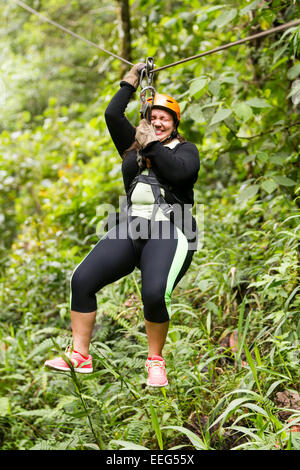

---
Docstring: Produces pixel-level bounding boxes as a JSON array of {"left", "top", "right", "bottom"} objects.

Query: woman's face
[{"left": 151, "top": 108, "right": 175, "bottom": 142}]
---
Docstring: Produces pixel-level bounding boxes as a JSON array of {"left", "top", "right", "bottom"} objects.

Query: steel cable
[
  {"left": 12, "top": 1, "right": 300, "bottom": 74},
  {"left": 12, "top": 0, "right": 134, "bottom": 67},
  {"left": 152, "top": 19, "right": 300, "bottom": 73}
]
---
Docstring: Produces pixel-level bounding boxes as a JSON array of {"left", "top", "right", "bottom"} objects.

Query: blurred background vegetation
[{"left": 0, "top": 0, "right": 299, "bottom": 450}]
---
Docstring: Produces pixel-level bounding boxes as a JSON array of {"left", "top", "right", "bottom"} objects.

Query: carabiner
[
  {"left": 139, "top": 57, "right": 156, "bottom": 122},
  {"left": 139, "top": 57, "right": 155, "bottom": 89},
  {"left": 140, "top": 85, "right": 156, "bottom": 122},
  {"left": 146, "top": 57, "right": 154, "bottom": 86}
]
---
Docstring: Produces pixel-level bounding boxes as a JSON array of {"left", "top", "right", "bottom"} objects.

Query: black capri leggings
[{"left": 70, "top": 216, "right": 194, "bottom": 323}]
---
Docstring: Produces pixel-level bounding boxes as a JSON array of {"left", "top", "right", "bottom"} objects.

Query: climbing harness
[
  {"left": 105, "top": 138, "right": 197, "bottom": 247},
  {"left": 127, "top": 169, "right": 173, "bottom": 222},
  {"left": 124, "top": 165, "right": 197, "bottom": 248}
]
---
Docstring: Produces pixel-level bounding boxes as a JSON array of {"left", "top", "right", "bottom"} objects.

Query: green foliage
[{"left": 0, "top": 0, "right": 300, "bottom": 451}]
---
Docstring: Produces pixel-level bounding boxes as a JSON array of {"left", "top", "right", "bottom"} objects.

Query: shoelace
[{"left": 147, "top": 360, "right": 165, "bottom": 369}]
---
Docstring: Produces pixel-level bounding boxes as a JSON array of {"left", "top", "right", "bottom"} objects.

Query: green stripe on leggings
[{"left": 164, "top": 227, "right": 189, "bottom": 319}]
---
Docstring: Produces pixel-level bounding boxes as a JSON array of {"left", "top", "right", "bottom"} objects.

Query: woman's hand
[
  {"left": 122, "top": 63, "right": 146, "bottom": 90},
  {"left": 135, "top": 119, "right": 159, "bottom": 148}
]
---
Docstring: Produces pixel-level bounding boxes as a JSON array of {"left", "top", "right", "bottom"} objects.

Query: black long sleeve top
[{"left": 104, "top": 82, "right": 200, "bottom": 207}]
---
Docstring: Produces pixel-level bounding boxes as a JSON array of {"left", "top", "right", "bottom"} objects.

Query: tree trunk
[
  {"left": 116, "top": 0, "right": 132, "bottom": 78},
  {"left": 166, "top": 0, "right": 172, "bottom": 15}
]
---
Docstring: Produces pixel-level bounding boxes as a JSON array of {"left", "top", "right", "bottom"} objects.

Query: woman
[{"left": 45, "top": 64, "right": 200, "bottom": 387}]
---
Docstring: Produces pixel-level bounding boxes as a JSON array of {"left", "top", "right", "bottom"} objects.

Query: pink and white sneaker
[
  {"left": 44, "top": 347, "right": 93, "bottom": 374},
  {"left": 145, "top": 355, "right": 168, "bottom": 387}
]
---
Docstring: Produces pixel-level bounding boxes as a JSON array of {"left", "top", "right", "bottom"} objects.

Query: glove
[
  {"left": 122, "top": 63, "right": 146, "bottom": 90},
  {"left": 135, "top": 119, "right": 159, "bottom": 148}
]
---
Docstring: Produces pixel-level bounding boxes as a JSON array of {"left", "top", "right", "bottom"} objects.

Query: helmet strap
[{"left": 160, "top": 127, "right": 178, "bottom": 145}]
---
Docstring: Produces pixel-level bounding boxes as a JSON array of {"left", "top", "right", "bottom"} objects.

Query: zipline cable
[
  {"left": 12, "top": 1, "right": 300, "bottom": 74},
  {"left": 152, "top": 19, "right": 300, "bottom": 73},
  {"left": 12, "top": 0, "right": 134, "bottom": 67}
]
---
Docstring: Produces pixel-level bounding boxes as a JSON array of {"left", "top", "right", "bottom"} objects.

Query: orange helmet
[{"left": 146, "top": 93, "right": 180, "bottom": 124}]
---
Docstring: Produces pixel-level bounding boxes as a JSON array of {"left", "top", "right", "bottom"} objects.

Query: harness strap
[
  {"left": 148, "top": 168, "right": 174, "bottom": 222},
  {"left": 105, "top": 167, "right": 196, "bottom": 247},
  {"left": 125, "top": 168, "right": 176, "bottom": 231}
]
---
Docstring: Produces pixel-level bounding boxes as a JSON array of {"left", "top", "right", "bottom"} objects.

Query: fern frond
[{"left": 126, "top": 420, "right": 145, "bottom": 444}]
